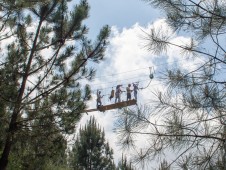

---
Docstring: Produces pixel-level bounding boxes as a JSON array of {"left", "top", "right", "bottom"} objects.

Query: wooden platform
[{"left": 84, "top": 99, "right": 137, "bottom": 113}]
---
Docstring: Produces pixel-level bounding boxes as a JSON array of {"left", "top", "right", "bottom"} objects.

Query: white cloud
[{"left": 77, "top": 19, "right": 202, "bottom": 168}]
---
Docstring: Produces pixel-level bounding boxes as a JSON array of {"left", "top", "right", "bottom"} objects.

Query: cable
[
  {"left": 89, "top": 58, "right": 209, "bottom": 91},
  {"left": 91, "top": 74, "right": 149, "bottom": 88},
  {"left": 91, "top": 78, "right": 152, "bottom": 92},
  {"left": 139, "top": 79, "right": 153, "bottom": 90},
  {"left": 93, "top": 57, "right": 206, "bottom": 80},
  {"left": 94, "top": 66, "right": 151, "bottom": 79}
]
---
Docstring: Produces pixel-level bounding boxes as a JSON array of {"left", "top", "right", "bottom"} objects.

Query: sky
[
  {"left": 70, "top": 0, "right": 203, "bottom": 169},
  {"left": 0, "top": 1, "right": 223, "bottom": 169},
  {"left": 85, "top": 0, "right": 160, "bottom": 38}
]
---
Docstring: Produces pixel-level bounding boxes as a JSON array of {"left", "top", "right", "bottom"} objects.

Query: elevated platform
[{"left": 84, "top": 99, "right": 137, "bottom": 113}]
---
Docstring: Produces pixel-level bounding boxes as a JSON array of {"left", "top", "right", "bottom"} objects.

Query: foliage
[
  {"left": 158, "top": 159, "right": 170, "bottom": 170},
  {"left": 116, "top": 154, "right": 135, "bottom": 170},
  {"left": 0, "top": 0, "right": 110, "bottom": 169},
  {"left": 8, "top": 117, "right": 68, "bottom": 170},
  {"left": 69, "top": 116, "right": 115, "bottom": 170},
  {"left": 115, "top": 0, "right": 226, "bottom": 169}
]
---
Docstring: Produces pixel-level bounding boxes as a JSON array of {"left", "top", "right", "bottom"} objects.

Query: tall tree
[
  {"left": 8, "top": 113, "right": 69, "bottom": 169},
  {"left": 115, "top": 0, "right": 226, "bottom": 169},
  {"left": 0, "top": 0, "right": 110, "bottom": 169},
  {"left": 158, "top": 159, "right": 170, "bottom": 170},
  {"left": 116, "top": 154, "right": 135, "bottom": 170},
  {"left": 69, "top": 116, "right": 115, "bottom": 170}
]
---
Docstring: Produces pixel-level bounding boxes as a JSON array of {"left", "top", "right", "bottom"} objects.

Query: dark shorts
[{"left": 127, "top": 93, "right": 131, "bottom": 100}]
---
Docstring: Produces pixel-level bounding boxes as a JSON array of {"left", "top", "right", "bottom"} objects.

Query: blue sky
[{"left": 85, "top": 0, "right": 160, "bottom": 39}]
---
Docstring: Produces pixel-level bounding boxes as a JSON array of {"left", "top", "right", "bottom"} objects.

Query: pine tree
[
  {"left": 69, "top": 116, "right": 115, "bottom": 170},
  {"left": 0, "top": 0, "right": 110, "bottom": 169},
  {"left": 158, "top": 159, "right": 170, "bottom": 170},
  {"left": 115, "top": 0, "right": 226, "bottom": 169},
  {"left": 8, "top": 115, "right": 68, "bottom": 169},
  {"left": 117, "top": 154, "right": 135, "bottom": 170}
]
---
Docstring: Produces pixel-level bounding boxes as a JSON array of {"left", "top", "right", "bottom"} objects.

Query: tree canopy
[
  {"left": 0, "top": 0, "right": 110, "bottom": 169},
  {"left": 69, "top": 116, "right": 115, "bottom": 170}
]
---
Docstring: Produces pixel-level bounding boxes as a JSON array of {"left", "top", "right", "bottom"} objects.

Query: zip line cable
[
  {"left": 91, "top": 61, "right": 200, "bottom": 92},
  {"left": 93, "top": 57, "right": 205, "bottom": 80},
  {"left": 90, "top": 58, "right": 210, "bottom": 91},
  {"left": 91, "top": 78, "right": 151, "bottom": 93},
  {"left": 88, "top": 59, "right": 208, "bottom": 94},
  {"left": 139, "top": 67, "right": 154, "bottom": 90},
  {"left": 92, "top": 67, "right": 155, "bottom": 92},
  {"left": 91, "top": 74, "right": 149, "bottom": 88},
  {"left": 94, "top": 66, "right": 151, "bottom": 79},
  {"left": 91, "top": 67, "right": 155, "bottom": 102}
]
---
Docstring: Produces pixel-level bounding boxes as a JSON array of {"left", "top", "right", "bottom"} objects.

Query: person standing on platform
[
  {"left": 126, "top": 84, "right": 133, "bottom": 101},
  {"left": 96, "top": 90, "right": 103, "bottom": 108},
  {"left": 115, "top": 85, "right": 123, "bottom": 103},
  {"left": 109, "top": 87, "right": 114, "bottom": 101},
  {"left": 133, "top": 83, "right": 139, "bottom": 101}
]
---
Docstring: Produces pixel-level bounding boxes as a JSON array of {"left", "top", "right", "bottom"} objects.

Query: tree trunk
[
  {"left": 0, "top": 135, "right": 13, "bottom": 170},
  {"left": 0, "top": 105, "right": 19, "bottom": 170},
  {"left": 0, "top": 17, "right": 43, "bottom": 169},
  {"left": 224, "top": 123, "right": 226, "bottom": 170}
]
